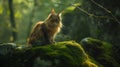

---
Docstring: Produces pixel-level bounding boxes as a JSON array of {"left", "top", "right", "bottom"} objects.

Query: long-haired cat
[{"left": 28, "top": 9, "right": 62, "bottom": 47}]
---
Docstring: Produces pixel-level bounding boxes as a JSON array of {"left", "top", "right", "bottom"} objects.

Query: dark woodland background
[{"left": 0, "top": 0, "right": 120, "bottom": 66}]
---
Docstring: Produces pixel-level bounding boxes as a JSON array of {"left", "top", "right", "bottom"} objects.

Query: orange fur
[{"left": 28, "top": 9, "right": 62, "bottom": 46}]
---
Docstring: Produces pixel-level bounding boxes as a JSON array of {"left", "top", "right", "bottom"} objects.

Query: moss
[
  {"left": 81, "top": 37, "right": 112, "bottom": 56},
  {"left": 80, "top": 37, "right": 120, "bottom": 67},
  {"left": 0, "top": 41, "right": 98, "bottom": 67},
  {"left": 82, "top": 59, "right": 98, "bottom": 67}
]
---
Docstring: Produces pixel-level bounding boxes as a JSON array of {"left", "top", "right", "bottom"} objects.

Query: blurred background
[
  {"left": 0, "top": 0, "right": 120, "bottom": 50},
  {"left": 0, "top": 0, "right": 71, "bottom": 44}
]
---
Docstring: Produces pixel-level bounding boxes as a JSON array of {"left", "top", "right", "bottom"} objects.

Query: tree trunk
[{"left": 8, "top": 0, "right": 17, "bottom": 42}]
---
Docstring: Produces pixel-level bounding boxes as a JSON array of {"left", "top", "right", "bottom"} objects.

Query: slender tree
[{"left": 8, "top": 0, "right": 17, "bottom": 42}]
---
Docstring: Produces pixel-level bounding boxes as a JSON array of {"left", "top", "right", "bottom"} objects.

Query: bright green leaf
[
  {"left": 15, "top": 11, "right": 22, "bottom": 18},
  {"left": 0, "top": 5, "right": 3, "bottom": 14}
]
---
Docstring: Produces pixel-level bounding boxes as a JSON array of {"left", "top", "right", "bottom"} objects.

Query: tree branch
[
  {"left": 72, "top": 4, "right": 114, "bottom": 20},
  {"left": 90, "top": 0, "right": 120, "bottom": 24}
]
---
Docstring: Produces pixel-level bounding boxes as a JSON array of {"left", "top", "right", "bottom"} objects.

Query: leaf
[
  {"left": 15, "top": 11, "right": 22, "bottom": 18},
  {"left": 66, "top": 6, "right": 76, "bottom": 11},
  {"left": 0, "top": 5, "right": 3, "bottom": 14},
  {"left": 65, "top": 3, "right": 81, "bottom": 11}
]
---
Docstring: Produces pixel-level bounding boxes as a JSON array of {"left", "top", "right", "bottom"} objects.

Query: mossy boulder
[
  {"left": 0, "top": 41, "right": 98, "bottom": 67},
  {"left": 80, "top": 37, "right": 120, "bottom": 67}
]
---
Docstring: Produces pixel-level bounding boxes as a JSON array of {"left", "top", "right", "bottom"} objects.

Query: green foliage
[{"left": 0, "top": 4, "right": 3, "bottom": 14}]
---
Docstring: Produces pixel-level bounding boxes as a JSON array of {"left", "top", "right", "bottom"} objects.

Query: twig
[
  {"left": 90, "top": 0, "right": 120, "bottom": 24},
  {"left": 71, "top": 4, "right": 114, "bottom": 19}
]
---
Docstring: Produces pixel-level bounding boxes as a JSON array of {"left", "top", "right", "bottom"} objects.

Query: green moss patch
[
  {"left": 0, "top": 41, "right": 98, "bottom": 67},
  {"left": 81, "top": 37, "right": 120, "bottom": 67}
]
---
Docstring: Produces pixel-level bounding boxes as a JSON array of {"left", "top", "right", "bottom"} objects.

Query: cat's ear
[
  {"left": 51, "top": 8, "right": 55, "bottom": 14},
  {"left": 58, "top": 13, "right": 62, "bottom": 17},
  {"left": 58, "top": 10, "right": 64, "bottom": 16}
]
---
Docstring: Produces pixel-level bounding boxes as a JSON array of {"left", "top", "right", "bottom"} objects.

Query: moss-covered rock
[
  {"left": 80, "top": 37, "right": 120, "bottom": 67},
  {"left": 0, "top": 41, "right": 98, "bottom": 67}
]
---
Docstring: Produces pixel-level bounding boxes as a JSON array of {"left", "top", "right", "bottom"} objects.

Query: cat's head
[
  {"left": 47, "top": 9, "right": 61, "bottom": 22},
  {"left": 45, "top": 9, "right": 62, "bottom": 27}
]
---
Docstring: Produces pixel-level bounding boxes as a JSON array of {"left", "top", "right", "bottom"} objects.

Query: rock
[
  {"left": 80, "top": 37, "right": 120, "bottom": 67},
  {"left": 0, "top": 43, "right": 17, "bottom": 67},
  {"left": 0, "top": 41, "right": 98, "bottom": 67},
  {"left": 0, "top": 43, "right": 16, "bottom": 55}
]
